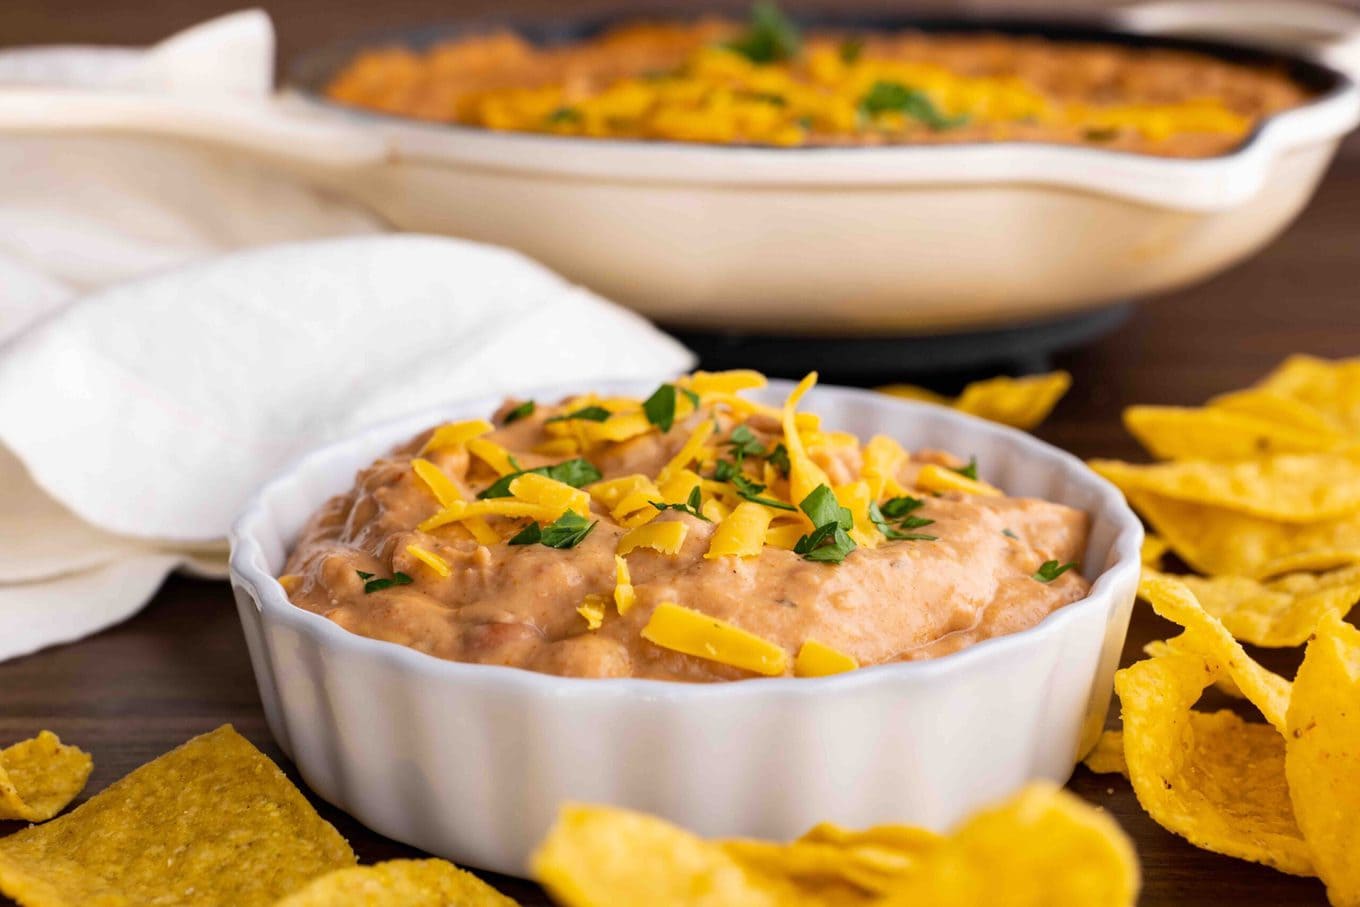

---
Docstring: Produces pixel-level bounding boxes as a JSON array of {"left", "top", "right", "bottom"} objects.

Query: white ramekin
[{"left": 229, "top": 380, "right": 1142, "bottom": 876}]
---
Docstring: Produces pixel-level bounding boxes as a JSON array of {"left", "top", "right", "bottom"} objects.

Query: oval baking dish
[{"left": 229, "top": 379, "right": 1142, "bottom": 876}]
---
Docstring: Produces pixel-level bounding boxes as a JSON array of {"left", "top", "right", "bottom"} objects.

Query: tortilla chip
[
  {"left": 0, "top": 726, "right": 354, "bottom": 907},
  {"left": 879, "top": 371, "right": 1070, "bottom": 430},
  {"left": 1145, "top": 637, "right": 1245, "bottom": 700},
  {"left": 275, "top": 859, "right": 519, "bottom": 906},
  {"left": 1123, "top": 406, "right": 1344, "bottom": 461},
  {"left": 1255, "top": 354, "right": 1360, "bottom": 435},
  {"left": 1123, "top": 487, "right": 1360, "bottom": 578},
  {"left": 1286, "top": 613, "right": 1360, "bottom": 907},
  {"left": 1139, "top": 573, "right": 1292, "bottom": 731},
  {"left": 1141, "top": 534, "right": 1168, "bottom": 567},
  {"left": 1115, "top": 651, "right": 1312, "bottom": 875},
  {"left": 0, "top": 732, "right": 91, "bottom": 823},
  {"left": 878, "top": 782, "right": 1140, "bottom": 907},
  {"left": 1173, "top": 566, "right": 1360, "bottom": 648},
  {"left": 1257, "top": 548, "right": 1360, "bottom": 578},
  {"left": 1090, "top": 455, "right": 1360, "bottom": 524},
  {"left": 1210, "top": 388, "right": 1346, "bottom": 436},
  {"left": 1082, "top": 730, "right": 1128, "bottom": 777},
  {"left": 532, "top": 804, "right": 798, "bottom": 907}
]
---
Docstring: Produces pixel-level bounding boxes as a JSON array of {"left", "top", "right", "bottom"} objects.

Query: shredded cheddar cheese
[
  {"left": 782, "top": 372, "right": 834, "bottom": 510},
  {"left": 794, "top": 639, "right": 860, "bottom": 677},
  {"left": 765, "top": 523, "right": 807, "bottom": 550},
  {"left": 916, "top": 463, "right": 1003, "bottom": 497},
  {"left": 405, "top": 543, "right": 452, "bottom": 577},
  {"left": 641, "top": 602, "right": 787, "bottom": 676},
  {"left": 412, "top": 458, "right": 462, "bottom": 508},
  {"left": 617, "top": 521, "right": 689, "bottom": 556},
  {"left": 533, "top": 437, "right": 581, "bottom": 457},
  {"left": 419, "top": 499, "right": 564, "bottom": 532},
  {"left": 508, "top": 472, "right": 591, "bottom": 518},
  {"left": 706, "top": 501, "right": 774, "bottom": 559},
  {"left": 465, "top": 437, "right": 517, "bottom": 476},
  {"left": 686, "top": 369, "right": 768, "bottom": 397},
  {"left": 833, "top": 481, "right": 881, "bottom": 548},
  {"left": 277, "top": 573, "right": 301, "bottom": 594},
  {"left": 658, "top": 468, "right": 703, "bottom": 506},
  {"left": 614, "top": 555, "right": 635, "bottom": 615},
  {"left": 578, "top": 593, "right": 607, "bottom": 631},
  {"left": 420, "top": 419, "right": 493, "bottom": 454},
  {"left": 658, "top": 420, "right": 716, "bottom": 484}
]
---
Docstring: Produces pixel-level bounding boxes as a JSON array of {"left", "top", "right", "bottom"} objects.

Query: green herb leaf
[
  {"left": 880, "top": 495, "right": 925, "bottom": 519},
  {"left": 503, "top": 400, "right": 535, "bottom": 424},
  {"left": 953, "top": 456, "right": 979, "bottom": 481},
  {"left": 767, "top": 442, "right": 791, "bottom": 477},
  {"left": 726, "top": 425, "right": 766, "bottom": 461},
  {"left": 545, "top": 405, "right": 611, "bottom": 425},
  {"left": 1002, "top": 528, "right": 1020, "bottom": 540},
  {"left": 859, "top": 80, "right": 968, "bottom": 130},
  {"left": 650, "top": 486, "right": 711, "bottom": 521},
  {"left": 799, "top": 484, "right": 853, "bottom": 531},
  {"left": 713, "top": 459, "right": 740, "bottom": 482},
  {"left": 546, "top": 106, "right": 582, "bottom": 125},
  {"left": 793, "top": 524, "right": 857, "bottom": 563},
  {"left": 1033, "top": 560, "right": 1079, "bottom": 583},
  {"left": 725, "top": 0, "right": 802, "bottom": 64},
  {"left": 360, "top": 570, "right": 414, "bottom": 594},
  {"left": 479, "top": 458, "right": 603, "bottom": 499},
  {"left": 681, "top": 387, "right": 701, "bottom": 409},
  {"left": 732, "top": 474, "right": 797, "bottom": 511},
  {"left": 868, "top": 502, "right": 938, "bottom": 542},
  {"left": 839, "top": 37, "right": 864, "bottom": 63},
  {"left": 643, "top": 384, "right": 680, "bottom": 432},
  {"left": 510, "top": 511, "right": 598, "bottom": 549}
]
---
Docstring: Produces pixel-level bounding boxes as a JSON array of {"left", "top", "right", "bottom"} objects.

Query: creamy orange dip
[
  {"left": 325, "top": 10, "right": 1308, "bottom": 157},
  {"left": 280, "top": 372, "right": 1090, "bottom": 682}
]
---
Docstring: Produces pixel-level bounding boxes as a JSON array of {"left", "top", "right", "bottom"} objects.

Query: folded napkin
[{"left": 0, "top": 236, "right": 694, "bottom": 662}]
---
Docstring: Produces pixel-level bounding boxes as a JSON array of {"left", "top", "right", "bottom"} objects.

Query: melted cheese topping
[
  {"left": 613, "top": 554, "right": 636, "bottom": 616},
  {"left": 577, "top": 593, "right": 607, "bottom": 631}
]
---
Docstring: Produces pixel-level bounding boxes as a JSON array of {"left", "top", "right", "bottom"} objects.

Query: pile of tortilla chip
[
  {"left": 0, "top": 725, "right": 518, "bottom": 907},
  {"left": 879, "top": 371, "right": 1071, "bottom": 430},
  {"left": 1082, "top": 356, "right": 1360, "bottom": 904},
  {"left": 532, "top": 781, "right": 1140, "bottom": 907}
]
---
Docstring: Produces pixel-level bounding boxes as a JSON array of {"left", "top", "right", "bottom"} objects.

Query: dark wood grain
[{"left": 2, "top": 3, "right": 1359, "bottom": 904}]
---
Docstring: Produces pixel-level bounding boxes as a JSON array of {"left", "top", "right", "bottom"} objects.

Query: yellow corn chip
[
  {"left": 1145, "top": 636, "right": 1244, "bottom": 700},
  {"left": 0, "top": 726, "right": 354, "bottom": 907},
  {"left": 1286, "top": 613, "right": 1360, "bottom": 907},
  {"left": 1257, "top": 548, "right": 1360, "bottom": 578},
  {"left": 879, "top": 372, "right": 1070, "bottom": 430},
  {"left": 532, "top": 804, "right": 798, "bottom": 907},
  {"left": 1141, "top": 534, "right": 1168, "bottom": 567},
  {"left": 1211, "top": 388, "right": 1345, "bottom": 435},
  {"left": 1173, "top": 566, "right": 1360, "bottom": 648},
  {"left": 1139, "top": 573, "right": 1291, "bottom": 731},
  {"left": 1122, "top": 487, "right": 1360, "bottom": 578},
  {"left": 1123, "top": 406, "right": 1344, "bottom": 460},
  {"left": 1091, "top": 455, "right": 1360, "bottom": 524},
  {"left": 879, "top": 782, "right": 1139, "bottom": 907},
  {"left": 275, "top": 859, "right": 519, "bottom": 906},
  {"left": 0, "top": 732, "right": 91, "bottom": 823},
  {"left": 1082, "top": 730, "right": 1128, "bottom": 777},
  {"left": 1255, "top": 354, "right": 1360, "bottom": 434},
  {"left": 720, "top": 839, "right": 907, "bottom": 900},
  {"left": 1115, "top": 651, "right": 1312, "bottom": 875}
]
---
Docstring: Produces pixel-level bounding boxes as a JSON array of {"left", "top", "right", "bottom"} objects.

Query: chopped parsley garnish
[
  {"left": 793, "top": 484, "right": 856, "bottom": 563},
  {"left": 731, "top": 474, "right": 797, "bottom": 511},
  {"left": 725, "top": 0, "right": 801, "bottom": 64},
  {"left": 1033, "top": 560, "right": 1079, "bottom": 583},
  {"left": 859, "top": 80, "right": 968, "bottom": 130},
  {"left": 509, "top": 511, "right": 597, "bottom": 549},
  {"left": 545, "top": 106, "right": 582, "bottom": 125},
  {"left": 643, "top": 383, "right": 687, "bottom": 432},
  {"left": 726, "top": 425, "right": 766, "bottom": 461},
  {"left": 503, "top": 400, "right": 535, "bottom": 424},
  {"left": 839, "top": 37, "right": 864, "bottom": 63},
  {"left": 650, "top": 486, "right": 710, "bottom": 521},
  {"left": 766, "top": 442, "right": 791, "bottom": 477},
  {"left": 879, "top": 495, "right": 925, "bottom": 519},
  {"left": 868, "top": 502, "right": 938, "bottom": 542},
  {"left": 1002, "top": 528, "right": 1020, "bottom": 540},
  {"left": 478, "top": 458, "right": 602, "bottom": 499},
  {"left": 713, "top": 459, "right": 740, "bottom": 482},
  {"left": 545, "top": 405, "right": 611, "bottom": 425},
  {"left": 741, "top": 91, "right": 787, "bottom": 106},
  {"left": 357, "top": 569, "right": 413, "bottom": 594},
  {"left": 953, "top": 456, "right": 980, "bottom": 481}
]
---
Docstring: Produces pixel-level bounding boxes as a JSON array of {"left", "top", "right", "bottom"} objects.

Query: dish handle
[{"left": 1115, "top": 0, "right": 1360, "bottom": 81}]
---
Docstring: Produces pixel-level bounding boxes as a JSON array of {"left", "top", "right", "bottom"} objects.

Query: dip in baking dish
[
  {"left": 280, "top": 372, "right": 1090, "bottom": 682},
  {"left": 325, "top": 5, "right": 1308, "bottom": 156}
]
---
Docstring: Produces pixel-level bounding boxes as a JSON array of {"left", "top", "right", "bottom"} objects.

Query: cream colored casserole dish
[
  {"left": 4, "top": 1, "right": 1358, "bottom": 333},
  {"left": 229, "top": 379, "right": 1142, "bottom": 875}
]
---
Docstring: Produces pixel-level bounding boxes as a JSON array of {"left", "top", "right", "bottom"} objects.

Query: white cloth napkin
[
  {"left": 0, "top": 12, "right": 695, "bottom": 660},
  {"left": 0, "top": 235, "right": 695, "bottom": 661}
]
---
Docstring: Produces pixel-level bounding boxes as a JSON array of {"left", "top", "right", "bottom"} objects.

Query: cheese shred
[{"left": 641, "top": 602, "right": 787, "bottom": 676}]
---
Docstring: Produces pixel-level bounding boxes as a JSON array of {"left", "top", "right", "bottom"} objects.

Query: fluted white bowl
[{"left": 229, "top": 379, "right": 1142, "bottom": 876}]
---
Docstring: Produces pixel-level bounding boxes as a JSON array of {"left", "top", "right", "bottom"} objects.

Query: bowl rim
[{"left": 229, "top": 378, "right": 1144, "bottom": 700}]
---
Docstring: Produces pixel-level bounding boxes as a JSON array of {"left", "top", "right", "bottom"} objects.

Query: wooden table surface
[{"left": 3, "top": 3, "right": 1359, "bottom": 904}]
